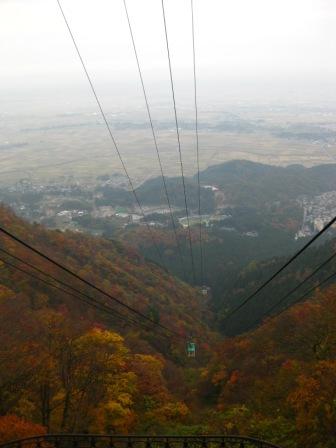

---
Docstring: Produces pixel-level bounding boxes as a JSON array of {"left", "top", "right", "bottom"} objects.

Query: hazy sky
[{"left": 2, "top": 0, "right": 336, "bottom": 107}]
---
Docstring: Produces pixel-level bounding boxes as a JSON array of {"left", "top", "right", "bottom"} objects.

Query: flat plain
[{"left": 1, "top": 103, "right": 336, "bottom": 186}]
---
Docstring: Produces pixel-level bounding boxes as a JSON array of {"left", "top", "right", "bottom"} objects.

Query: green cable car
[
  {"left": 187, "top": 341, "right": 196, "bottom": 358},
  {"left": 201, "top": 285, "right": 210, "bottom": 296}
]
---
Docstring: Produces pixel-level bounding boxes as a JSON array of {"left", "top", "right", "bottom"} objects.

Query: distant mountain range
[
  {"left": 197, "top": 159, "right": 336, "bottom": 206},
  {"left": 97, "top": 160, "right": 336, "bottom": 211}
]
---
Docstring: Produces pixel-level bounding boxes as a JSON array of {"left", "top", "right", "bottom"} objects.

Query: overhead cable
[
  {"left": 226, "top": 215, "right": 336, "bottom": 320},
  {"left": 190, "top": 0, "right": 205, "bottom": 284},
  {"left": 161, "top": 0, "right": 196, "bottom": 283},
  {"left": 0, "top": 254, "right": 160, "bottom": 335},
  {"left": 123, "top": 0, "right": 187, "bottom": 280},
  {"left": 0, "top": 245, "right": 163, "bottom": 334},
  {"left": 267, "top": 266, "right": 336, "bottom": 324},
  {"left": 56, "top": 0, "right": 164, "bottom": 266},
  {"left": 254, "top": 250, "right": 336, "bottom": 326},
  {"left": 0, "top": 225, "right": 184, "bottom": 339}
]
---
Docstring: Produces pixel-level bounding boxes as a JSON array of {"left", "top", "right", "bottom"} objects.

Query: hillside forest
[{"left": 1, "top": 195, "right": 336, "bottom": 448}]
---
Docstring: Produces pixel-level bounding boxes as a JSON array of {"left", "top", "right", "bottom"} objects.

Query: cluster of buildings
[
  {"left": 295, "top": 191, "right": 336, "bottom": 239},
  {"left": 0, "top": 178, "right": 262, "bottom": 239},
  {"left": 0, "top": 178, "right": 180, "bottom": 234},
  {"left": 178, "top": 213, "right": 231, "bottom": 229}
]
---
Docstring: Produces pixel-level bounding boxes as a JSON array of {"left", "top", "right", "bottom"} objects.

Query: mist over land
[{"left": 3, "top": 77, "right": 336, "bottom": 186}]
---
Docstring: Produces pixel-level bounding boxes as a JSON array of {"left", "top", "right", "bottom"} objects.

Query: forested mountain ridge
[
  {"left": 0, "top": 205, "right": 211, "bottom": 344},
  {"left": 118, "top": 159, "right": 336, "bottom": 306},
  {"left": 197, "top": 159, "right": 336, "bottom": 206},
  {"left": 97, "top": 159, "right": 336, "bottom": 213},
  {"left": 122, "top": 159, "right": 336, "bottom": 209},
  {"left": 97, "top": 176, "right": 216, "bottom": 212},
  {"left": 214, "top": 235, "right": 336, "bottom": 335}
]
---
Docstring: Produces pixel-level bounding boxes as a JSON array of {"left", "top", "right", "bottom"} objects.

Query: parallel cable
[
  {"left": 56, "top": 0, "right": 164, "bottom": 267},
  {"left": 230, "top": 142, "right": 336, "bottom": 325},
  {"left": 256, "top": 250, "right": 336, "bottom": 324},
  {"left": 161, "top": 0, "right": 196, "bottom": 283},
  {"left": 0, "top": 245, "right": 153, "bottom": 331},
  {"left": 0, "top": 252, "right": 170, "bottom": 338},
  {"left": 190, "top": 0, "right": 205, "bottom": 284},
  {"left": 291, "top": 269, "right": 336, "bottom": 307},
  {"left": 225, "top": 214, "right": 336, "bottom": 320},
  {"left": 267, "top": 267, "right": 336, "bottom": 324},
  {"left": 122, "top": 0, "right": 187, "bottom": 280},
  {"left": 0, "top": 256, "right": 137, "bottom": 328},
  {"left": 0, "top": 225, "right": 185, "bottom": 339},
  {"left": 0, "top": 236, "right": 203, "bottom": 342}
]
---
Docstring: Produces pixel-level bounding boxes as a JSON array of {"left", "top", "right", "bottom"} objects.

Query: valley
[
  {"left": 2, "top": 159, "right": 336, "bottom": 333},
  {"left": 1, "top": 201, "right": 336, "bottom": 447}
]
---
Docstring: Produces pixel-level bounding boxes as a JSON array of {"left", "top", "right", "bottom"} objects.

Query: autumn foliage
[
  {"left": 0, "top": 415, "right": 46, "bottom": 443},
  {"left": 0, "top": 206, "right": 206, "bottom": 438},
  {"left": 200, "top": 287, "right": 336, "bottom": 447},
  {"left": 0, "top": 293, "right": 190, "bottom": 436},
  {"left": 2, "top": 205, "right": 336, "bottom": 447}
]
